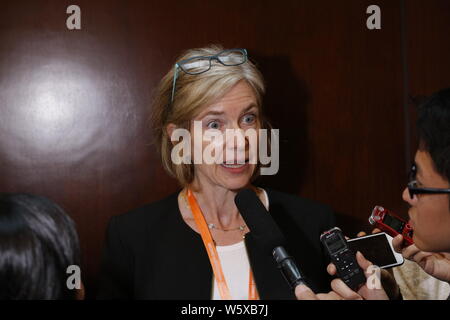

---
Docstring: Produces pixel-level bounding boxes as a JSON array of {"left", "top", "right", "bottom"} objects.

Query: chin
[
  {"left": 222, "top": 179, "right": 252, "bottom": 191},
  {"left": 216, "top": 165, "right": 255, "bottom": 191},
  {"left": 413, "top": 236, "right": 428, "bottom": 251},
  {"left": 414, "top": 234, "right": 446, "bottom": 253}
]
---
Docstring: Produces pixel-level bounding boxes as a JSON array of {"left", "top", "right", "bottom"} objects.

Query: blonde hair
[{"left": 151, "top": 44, "right": 267, "bottom": 186}]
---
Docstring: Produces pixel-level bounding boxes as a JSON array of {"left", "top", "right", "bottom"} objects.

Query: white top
[
  {"left": 392, "top": 259, "right": 450, "bottom": 300},
  {"left": 211, "top": 189, "right": 269, "bottom": 300}
]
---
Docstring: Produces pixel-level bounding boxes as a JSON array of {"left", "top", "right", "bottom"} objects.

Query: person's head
[
  {"left": 151, "top": 44, "right": 268, "bottom": 191},
  {"left": 402, "top": 88, "right": 450, "bottom": 252},
  {"left": 0, "top": 193, "right": 81, "bottom": 299}
]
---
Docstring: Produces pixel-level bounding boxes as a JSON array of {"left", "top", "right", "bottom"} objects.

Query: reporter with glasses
[
  {"left": 296, "top": 88, "right": 450, "bottom": 300},
  {"left": 97, "top": 45, "right": 336, "bottom": 299}
]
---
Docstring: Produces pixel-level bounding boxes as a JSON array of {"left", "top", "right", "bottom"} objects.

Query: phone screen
[{"left": 347, "top": 233, "right": 400, "bottom": 268}]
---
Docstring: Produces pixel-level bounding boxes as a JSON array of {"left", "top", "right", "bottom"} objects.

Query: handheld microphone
[{"left": 235, "top": 188, "right": 309, "bottom": 290}]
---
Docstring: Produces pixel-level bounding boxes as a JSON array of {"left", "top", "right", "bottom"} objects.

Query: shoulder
[
  {"left": 266, "top": 188, "right": 333, "bottom": 218},
  {"left": 264, "top": 188, "right": 335, "bottom": 231},
  {"left": 262, "top": 188, "right": 336, "bottom": 293},
  {"left": 107, "top": 191, "right": 180, "bottom": 242}
]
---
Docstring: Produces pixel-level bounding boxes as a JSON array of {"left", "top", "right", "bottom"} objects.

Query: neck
[{"left": 187, "top": 179, "right": 247, "bottom": 229}]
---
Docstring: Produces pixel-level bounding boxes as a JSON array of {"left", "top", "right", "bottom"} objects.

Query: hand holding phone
[
  {"left": 296, "top": 251, "right": 390, "bottom": 300},
  {"left": 320, "top": 227, "right": 366, "bottom": 291}
]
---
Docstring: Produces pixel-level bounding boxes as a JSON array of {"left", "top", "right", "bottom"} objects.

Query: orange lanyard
[{"left": 186, "top": 188, "right": 259, "bottom": 300}]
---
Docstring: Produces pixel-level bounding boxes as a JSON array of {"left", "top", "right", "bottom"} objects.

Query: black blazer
[{"left": 97, "top": 189, "right": 336, "bottom": 299}]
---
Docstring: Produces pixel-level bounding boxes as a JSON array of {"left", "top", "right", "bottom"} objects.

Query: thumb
[
  {"left": 295, "top": 284, "right": 318, "bottom": 300},
  {"left": 356, "top": 251, "right": 373, "bottom": 271},
  {"left": 392, "top": 235, "right": 404, "bottom": 253},
  {"left": 327, "top": 263, "right": 337, "bottom": 276}
]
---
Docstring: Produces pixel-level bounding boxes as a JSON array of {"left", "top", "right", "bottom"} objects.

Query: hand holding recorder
[
  {"left": 393, "top": 235, "right": 450, "bottom": 283},
  {"left": 295, "top": 250, "right": 389, "bottom": 300},
  {"left": 369, "top": 206, "right": 413, "bottom": 246},
  {"left": 296, "top": 227, "right": 390, "bottom": 300}
]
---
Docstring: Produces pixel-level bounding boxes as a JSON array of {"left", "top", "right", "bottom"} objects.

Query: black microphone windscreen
[{"left": 235, "top": 188, "right": 287, "bottom": 254}]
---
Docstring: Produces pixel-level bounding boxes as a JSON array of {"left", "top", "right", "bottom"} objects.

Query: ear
[{"left": 166, "top": 123, "right": 178, "bottom": 145}]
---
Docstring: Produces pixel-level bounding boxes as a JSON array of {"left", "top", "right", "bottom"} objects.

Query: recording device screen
[
  {"left": 383, "top": 214, "right": 405, "bottom": 233},
  {"left": 325, "top": 233, "right": 346, "bottom": 254},
  {"left": 347, "top": 233, "right": 398, "bottom": 267}
]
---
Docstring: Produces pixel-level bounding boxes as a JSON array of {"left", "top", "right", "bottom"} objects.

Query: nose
[
  {"left": 223, "top": 127, "right": 247, "bottom": 162},
  {"left": 402, "top": 187, "right": 416, "bottom": 206}
]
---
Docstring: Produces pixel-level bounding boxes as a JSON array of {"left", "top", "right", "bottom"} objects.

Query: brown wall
[
  {"left": 1, "top": 0, "right": 449, "bottom": 297},
  {"left": 404, "top": 0, "right": 450, "bottom": 162}
]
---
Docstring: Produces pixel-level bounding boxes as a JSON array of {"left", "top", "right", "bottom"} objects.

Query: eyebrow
[
  {"left": 240, "top": 104, "right": 258, "bottom": 115},
  {"left": 200, "top": 110, "right": 225, "bottom": 117},
  {"left": 198, "top": 103, "right": 258, "bottom": 118}
]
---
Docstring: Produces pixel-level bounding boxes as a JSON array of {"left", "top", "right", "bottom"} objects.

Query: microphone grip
[{"left": 273, "top": 246, "right": 309, "bottom": 289}]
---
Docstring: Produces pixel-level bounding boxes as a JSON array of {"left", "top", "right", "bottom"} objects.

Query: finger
[
  {"left": 392, "top": 235, "right": 404, "bottom": 253},
  {"left": 317, "top": 291, "right": 343, "bottom": 300},
  {"left": 295, "top": 284, "right": 318, "bottom": 300},
  {"left": 330, "top": 279, "right": 363, "bottom": 300},
  {"left": 441, "top": 252, "right": 450, "bottom": 259},
  {"left": 381, "top": 267, "right": 394, "bottom": 278},
  {"left": 401, "top": 244, "right": 421, "bottom": 260},
  {"left": 327, "top": 263, "right": 337, "bottom": 276},
  {"left": 411, "top": 251, "right": 433, "bottom": 264},
  {"left": 356, "top": 251, "right": 373, "bottom": 270},
  {"left": 371, "top": 228, "right": 381, "bottom": 234},
  {"left": 357, "top": 231, "right": 367, "bottom": 237},
  {"left": 345, "top": 236, "right": 350, "bottom": 240}
]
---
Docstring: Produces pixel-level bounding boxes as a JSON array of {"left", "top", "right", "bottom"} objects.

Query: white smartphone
[{"left": 347, "top": 232, "right": 404, "bottom": 269}]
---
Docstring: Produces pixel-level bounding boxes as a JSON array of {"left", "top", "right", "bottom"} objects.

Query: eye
[
  {"left": 206, "top": 120, "right": 221, "bottom": 130},
  {"left": 242, "top": 113, "right": 256, "bottom": 125}
]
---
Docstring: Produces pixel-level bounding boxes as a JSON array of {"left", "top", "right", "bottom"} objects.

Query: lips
[
  {"left": 220, "top": 159, "right": 249, "bottom": 173},
  {"left": 222, "top": 163, "right": 247, "bottom": 168}
]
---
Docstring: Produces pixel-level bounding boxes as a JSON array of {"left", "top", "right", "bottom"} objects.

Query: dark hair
[
  {"left": 0, "top": 193, "right": 80, "bottom": 299},
  {"left": 417, "top": 88, "right": 450, "bottom": 183}
]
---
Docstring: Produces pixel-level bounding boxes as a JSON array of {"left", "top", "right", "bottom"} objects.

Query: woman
[
  {"left": 97, "top": 45, "right": 335, "bottom": 299},
  {"left": 0, "top": 193, "right": 83, "bottom": 299}
]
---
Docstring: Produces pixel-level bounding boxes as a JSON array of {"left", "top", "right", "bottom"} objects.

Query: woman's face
[{"left": 190, "top": 80, "right": 260, "bottom": 191}]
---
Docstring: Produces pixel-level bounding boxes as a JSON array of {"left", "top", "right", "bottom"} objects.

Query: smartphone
[
  {"left": 320, "top": 227, "right": 366, "bottom": 291},
  {"left": 369, "top": 205, "right": 414, "bottom": 246},
  {"left": 347, "top": 232, "right": 404, "bottom": 269}
]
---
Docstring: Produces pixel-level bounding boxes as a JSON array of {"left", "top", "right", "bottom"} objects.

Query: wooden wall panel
[{"left": 405, "top": 0, "right": 450, "bottom": 163}]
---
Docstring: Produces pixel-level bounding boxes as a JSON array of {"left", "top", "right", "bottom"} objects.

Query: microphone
[{"left": 235, "top": 188, "right": 309, "bottom": 290}]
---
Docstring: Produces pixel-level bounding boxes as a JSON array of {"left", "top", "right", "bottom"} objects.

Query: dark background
[{"left": 0, "top": 0, "right": 449, "bottom": 297}]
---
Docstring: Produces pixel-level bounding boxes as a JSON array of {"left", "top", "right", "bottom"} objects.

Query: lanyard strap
[{"left": 186, "top": 188, "right": 259, "bottom": 300}]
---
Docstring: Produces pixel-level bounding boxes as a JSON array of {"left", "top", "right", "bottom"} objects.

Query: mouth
[{"left": 220, "top": 159, "right": 250, "bottom": 172}]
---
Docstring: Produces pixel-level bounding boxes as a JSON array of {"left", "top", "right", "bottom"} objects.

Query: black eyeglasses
[
  {"left": 170, "top": 48, "right": 248, "bottom": 104},
  {"left": 407, "top": 163, "right": 450, "bottom": 199}
]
